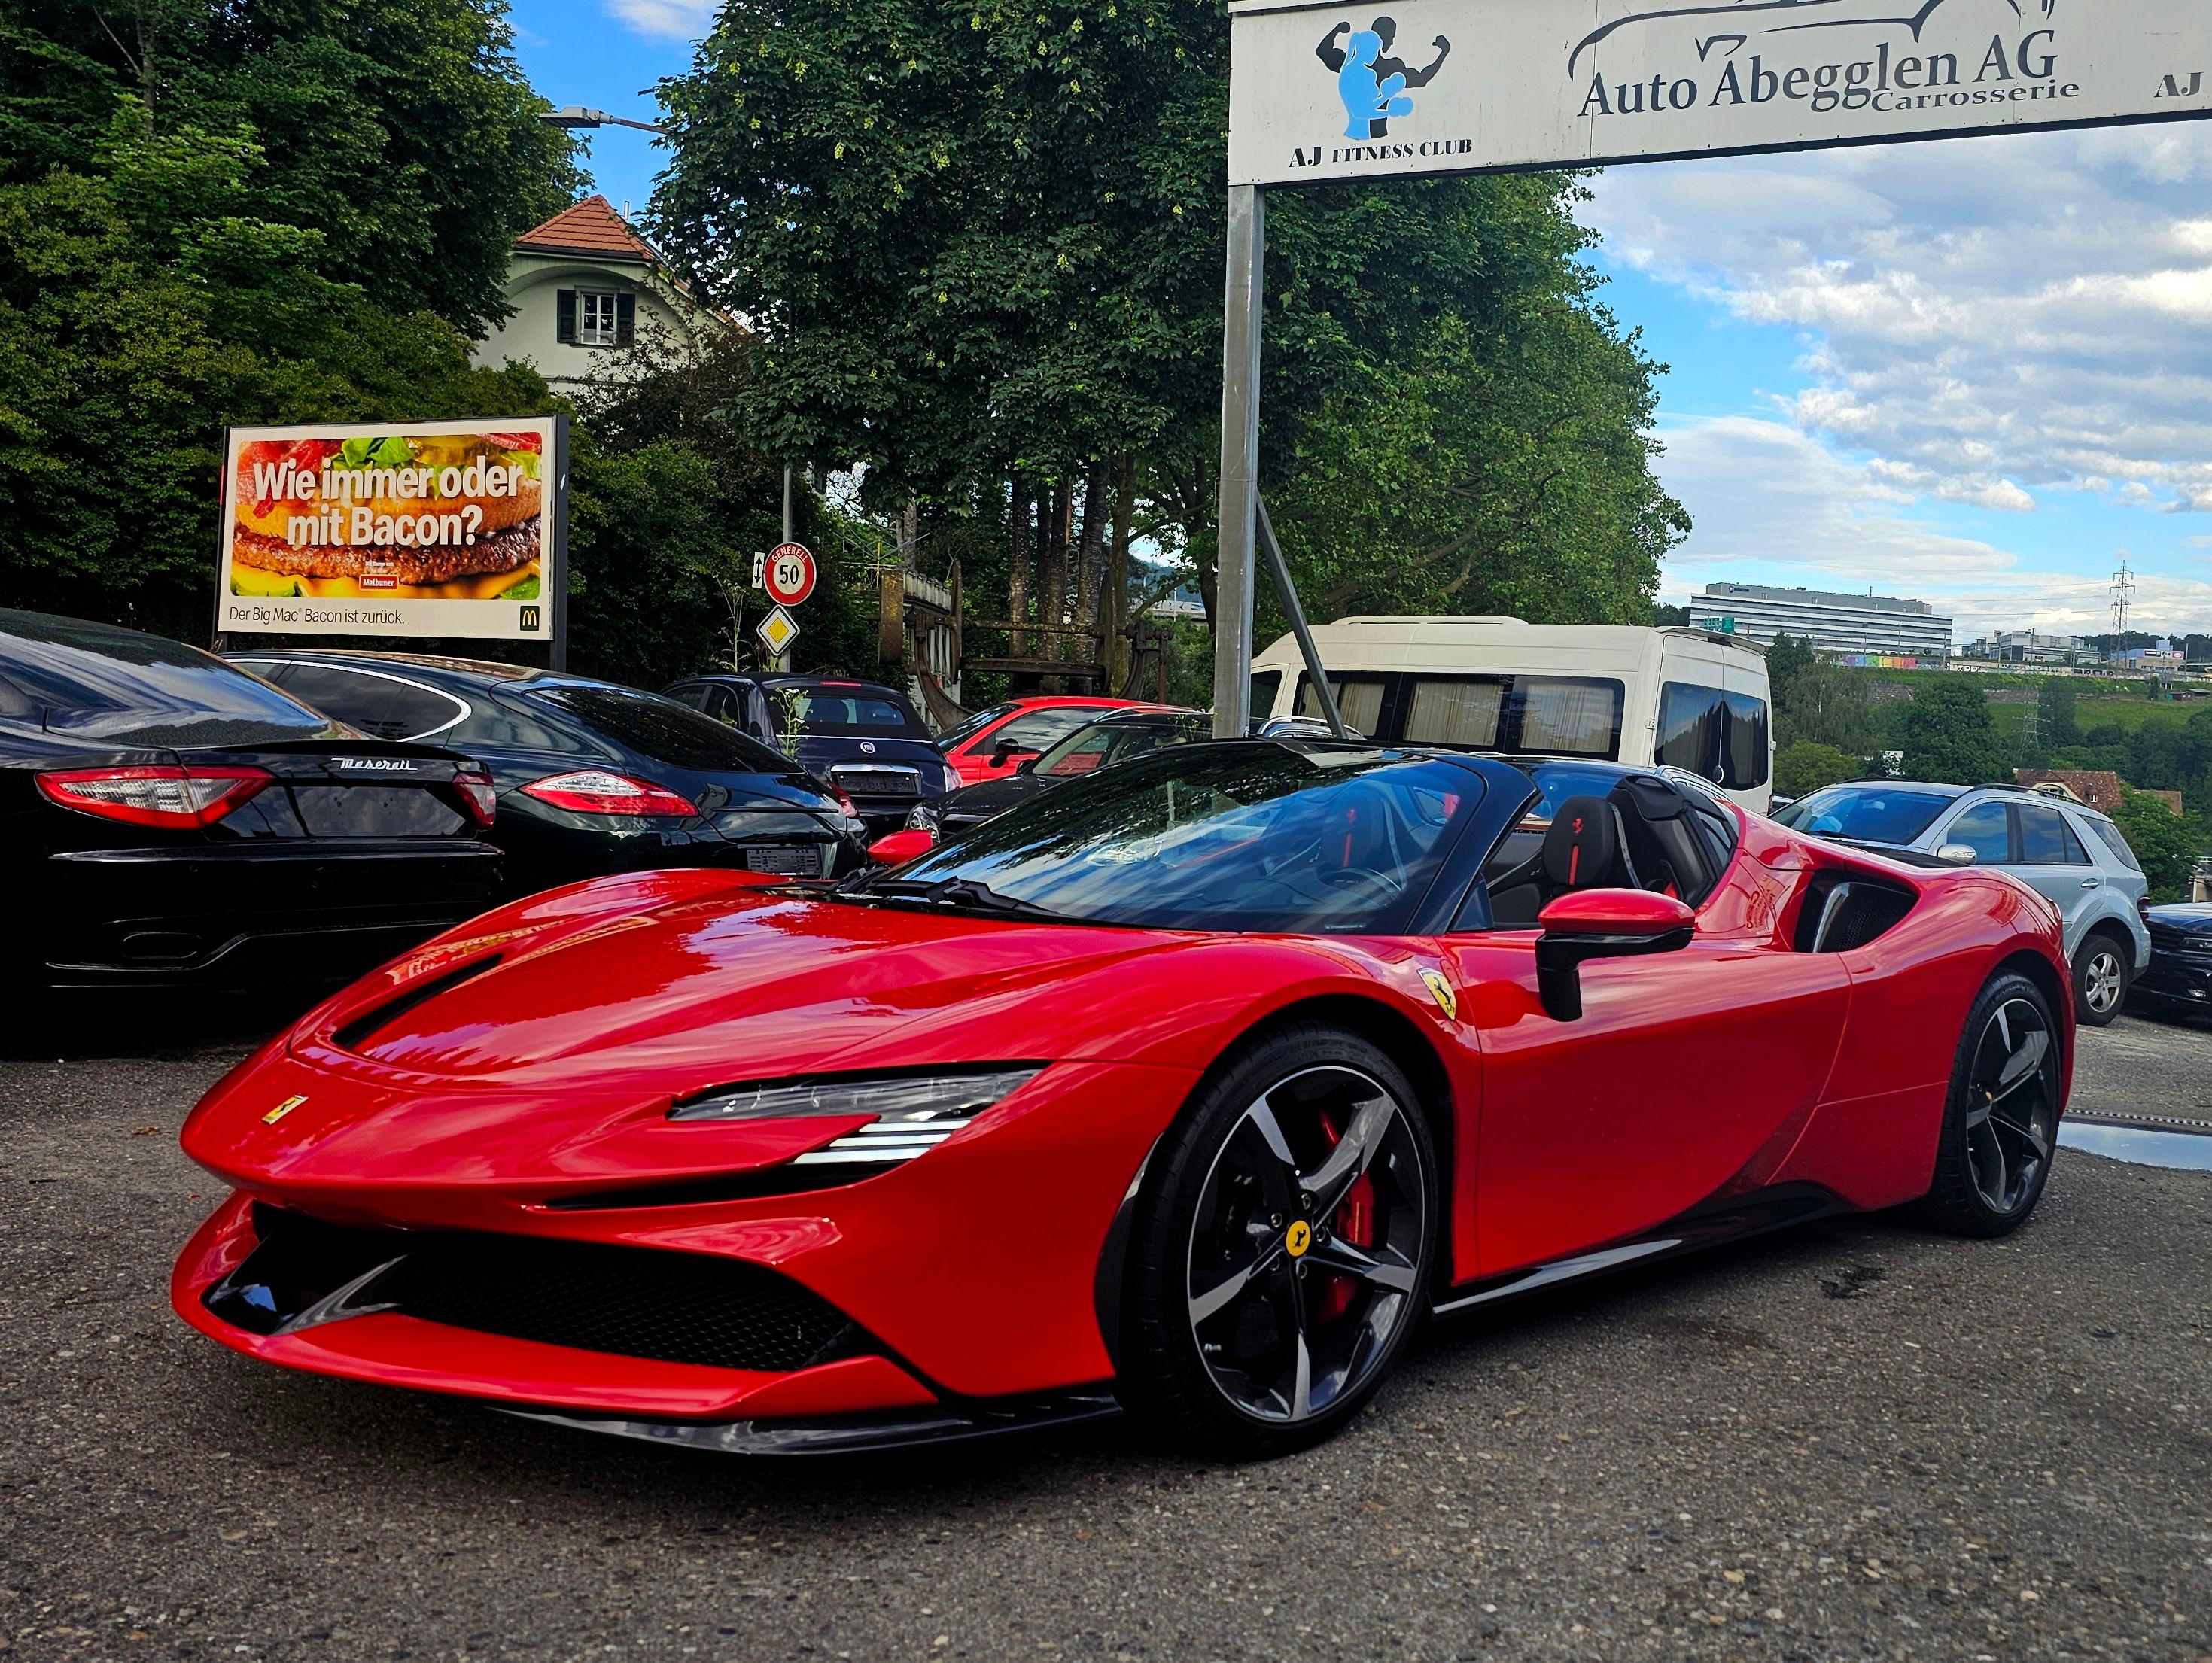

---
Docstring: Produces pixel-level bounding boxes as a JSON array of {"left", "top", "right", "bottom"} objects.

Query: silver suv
[{"left": 1773, "top": 782, "right": 2152, "bottom": 1026}]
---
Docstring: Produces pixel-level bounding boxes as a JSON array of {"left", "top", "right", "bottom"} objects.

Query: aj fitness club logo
[
  {"left": 1289, "top": 14, "right": 1472, "bottom": 167},
  {"left": 1567, "top": 0, "right": 2085, "bottom": 123}
]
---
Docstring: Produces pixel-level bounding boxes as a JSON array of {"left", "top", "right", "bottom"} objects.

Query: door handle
[{"left": 2080, "top": 877, "right": 2101, "bottom": 888}]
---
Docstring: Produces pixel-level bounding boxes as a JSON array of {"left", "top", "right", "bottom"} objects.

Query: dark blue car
[
  {"left": 664, "top": 673, "right": 954, "bottom": 835},
  {"left": 233, "top": 651, "right": 868, "bottom": 897}
]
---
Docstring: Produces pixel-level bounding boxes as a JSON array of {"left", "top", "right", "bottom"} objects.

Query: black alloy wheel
[
  {"left": 2071, "top": 935, "right": 2129, "bottom": 1028},
  {"left": 1122, "top": 1025, "right": 1437, "bottom": 1456},
  {"left": 1916, "top": 973, "right": 2064, "bottom": 1237}
]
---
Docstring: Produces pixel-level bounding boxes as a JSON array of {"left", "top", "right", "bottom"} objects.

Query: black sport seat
[{"left": 1541, "top": 796, "right": 1634, "bottom": 892}]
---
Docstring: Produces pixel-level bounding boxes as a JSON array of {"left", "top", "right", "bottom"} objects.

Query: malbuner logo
[{"left": 1569, "top": 0, "right": 2080, "bottom": 124}]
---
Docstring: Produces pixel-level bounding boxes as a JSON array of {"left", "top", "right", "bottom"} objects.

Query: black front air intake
[{"left": 208, "top": 1206, "right": 873, "bottom": 1373}]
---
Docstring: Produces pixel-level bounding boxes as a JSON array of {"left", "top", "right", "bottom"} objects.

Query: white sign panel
[
  {"left": 217, "top": 418, "right": 564, "bottom": 640},
  {"left": 1229, "top": 0, "right": 2212, "bottom": 187}
]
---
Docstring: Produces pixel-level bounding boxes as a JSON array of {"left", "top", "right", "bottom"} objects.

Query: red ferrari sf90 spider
[{"left": 174, "top": 742, "right": 2074, "bottom": 1456}]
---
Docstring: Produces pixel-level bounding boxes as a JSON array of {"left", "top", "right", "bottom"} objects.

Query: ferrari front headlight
[{"left": 668, "top": 1067, "right": 1042, "bottom": 1164}]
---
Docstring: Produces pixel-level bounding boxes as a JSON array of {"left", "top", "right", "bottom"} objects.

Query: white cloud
[
  {"left": 1655, "top": 415, "right": 2212, "bottom": 637},
  {"left": 604, "top": 0, "right": 713, "bottom": 40},
  {"left": 1587, "top": 129, "right": 2212, "bottom": 512}
]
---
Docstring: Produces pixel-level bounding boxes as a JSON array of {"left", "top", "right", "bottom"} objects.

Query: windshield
[
  {"left": 936, "top": 702, "right": 1018, "bottom": 749},
  {"left": 0, "top": 609, "right": 336, "bottom": 746},
  {"left": 533, "top": 686, "right": 796, "bottom": 774},
  {"left": 871, "top": 743, "right": 1483, "bottom": 932},
  {"left": 1774, "top": 786, "right": 1954, "bottom": 846},
  {"left": 1034, "top": 714, "right": 1212, "bottom": 778},
  {"left": 771, "top": 684, "right": 928, "bottom": 737}
]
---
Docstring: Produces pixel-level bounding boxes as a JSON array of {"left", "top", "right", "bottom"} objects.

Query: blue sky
[{"left": 511, "top": 2, "right": 2212, "bottom": 642}]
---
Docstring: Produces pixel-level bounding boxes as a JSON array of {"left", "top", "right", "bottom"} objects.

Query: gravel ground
[{"left": 4, "top": 1018, "right": 2210, "bottom": 1663}]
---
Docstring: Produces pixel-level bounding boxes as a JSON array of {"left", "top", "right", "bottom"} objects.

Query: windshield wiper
[{"left": 853, "top": 874, "right": 1066, "bottom": 921}]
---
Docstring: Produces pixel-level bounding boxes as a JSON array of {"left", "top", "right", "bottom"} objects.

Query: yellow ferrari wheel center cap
[{"left": 1285, "top": 1219, "right": 1313, "bottom": 1257}]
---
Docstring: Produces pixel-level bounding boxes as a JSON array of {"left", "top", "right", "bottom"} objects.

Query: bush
[
  {"left": 1775, "top": 741, "right": 1861, "bottom": 799},
  {"left": 2110, "top": 789, "right": 2208, "bottom": 904}
]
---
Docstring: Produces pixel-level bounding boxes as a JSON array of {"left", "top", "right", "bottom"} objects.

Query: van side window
[
  {"left": 1299, "top": 672, "right": 1624, "bottom": 759},
  {"left": 1657, "top": 683, "right": 1769, "bottom": 789},
  {"left": 1248, "top": 670, "right": 1283, "bottom": 721}
]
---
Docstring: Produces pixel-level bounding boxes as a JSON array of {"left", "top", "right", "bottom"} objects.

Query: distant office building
[
  {"left": 2110, "top": 639, "right": 2186, "bottom": 669},
  {"left": 1964, "top": 630, "right": 2086, "bottom": 665},
  {"left": 1688, "top": 583, "right": 1955, "bottom": 658},
  {"left": 1149, "top": 585, "right": 1209, "bottom": 622}
]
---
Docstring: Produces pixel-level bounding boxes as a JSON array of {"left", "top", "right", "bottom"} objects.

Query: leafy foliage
[
  {"left": 0, "top": 0, "right": 581, "bottom": 639},
  {"left": 1897, "top": 679, "right": 2008, "bottom": 786},
  {"left": 1775, "top": 740, "right": 1861, "bottom": 800},
  {"left": 1778, "top": 661, "right": 1873, "bottom": 757},
  {"left": 650, "top": 0, "right": 1684, "bottom": 633},
  {"left": 2111, "top": 787, "right": 2207, "bottom": 904}
]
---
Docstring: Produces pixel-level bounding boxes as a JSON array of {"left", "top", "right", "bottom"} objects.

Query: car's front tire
[
  {"left": 2072, "top": 932, "right": 2131, "bottom": 1028},
  {"left": 1913, "top": 972, "right": 2064, "bottom": 1238},
  {"left": 1119, "top": 1023, "right": 1438, "bottom": 1458}
]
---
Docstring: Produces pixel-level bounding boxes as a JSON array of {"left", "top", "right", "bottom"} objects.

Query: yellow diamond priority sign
[{"left": 757, "top": 605, "right": 801, "bottom": 657}]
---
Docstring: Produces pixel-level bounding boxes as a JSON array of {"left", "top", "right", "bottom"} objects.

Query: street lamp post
[{"left": 538, "top": 106, "right": 669, "bottom": 135}]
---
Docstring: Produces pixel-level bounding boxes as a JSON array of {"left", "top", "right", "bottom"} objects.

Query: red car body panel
[
  {"left": 174, "top": 793, "right": 2074, "bottom": 1430},
  {"left": 941, "top": 697, "right": 1171, "bottom": 786}
]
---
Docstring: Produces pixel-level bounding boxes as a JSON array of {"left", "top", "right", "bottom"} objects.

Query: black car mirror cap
[{"left": 1534, "top": 890, "right": 1696, "bottom": 1022}]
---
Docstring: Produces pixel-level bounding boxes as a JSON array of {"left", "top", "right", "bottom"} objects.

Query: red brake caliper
[{"left": 1313, "top": 1108, "right": 1377, "bottom": 1326}]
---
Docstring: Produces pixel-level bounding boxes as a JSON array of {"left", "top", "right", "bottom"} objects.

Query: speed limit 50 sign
[{"left": 764, "top": 542, "right": 816, "bottom": 607}]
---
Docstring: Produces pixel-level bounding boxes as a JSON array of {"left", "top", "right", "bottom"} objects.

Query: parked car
[
  {"left": 1249, "top": 616, "right": 1776, "bottom": 813},
  {"left": 907, "top": 709, "right": 1211, "bottom": 841},
  {"left": 2, "top": 610, "right": 501, "bottom": 999},
  {"left": 176, "top": 742, "right": 2073, "bottom": 1458},
  {"left": 2131, "top": 903, "right": 2212, "bottom": 1023},
  {"left": 745, "top": 675, "right": 958, "bottom": 835},
  {"left": 661, "top": 673, "right": 777, "bottom": 744},
  {"left": 935, "top": 695, "right": 1171, "bottom": 786},
  {"left": 1773, "top": 780, "right": 2150, "bottom": 1025},
  {"left": 230, "top": 651, "right": 866, "bottom": 895}
]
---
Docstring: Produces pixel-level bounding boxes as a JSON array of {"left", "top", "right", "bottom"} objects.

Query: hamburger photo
[{"left": 228, "top": 430, "right": 546, "bottom": 600}]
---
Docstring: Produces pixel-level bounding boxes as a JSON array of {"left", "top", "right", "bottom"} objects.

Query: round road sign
[{"left": 765, "top": 542, "right": 816, "bottom": 607}]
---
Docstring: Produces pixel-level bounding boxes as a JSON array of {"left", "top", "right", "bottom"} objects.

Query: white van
[{"left": 1250, "top": 616, "right": 1775, "bottom": 813}]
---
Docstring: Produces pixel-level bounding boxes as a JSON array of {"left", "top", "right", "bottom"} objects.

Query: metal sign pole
[
  {"left": 549, "top": 415, "right": 571, "bottom": 672},
  {"left": 1255, "top": 493, "right": 1346, "bottom": 740},
  {"left": 1210, "top": 184, "right": 1264, "bottom": 740}
]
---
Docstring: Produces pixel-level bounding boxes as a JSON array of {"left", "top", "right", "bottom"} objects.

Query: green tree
[
  {"left": 1775, "top": 740, "right": 1860, "bottom": 799},
  {"left": 2111, "top": 788, "right": 2207, "bottom": 904},
  {"left": 1898, "top": 679, "right": 2010, "bottom": 785},
  {"left": 1779, "top": 661, "right": 1872, "bottom": 755},
  {"left": 1765, "top": 634, "right": 1816, "bottom": 707},
  {"left": 650, "top": 0, "right": 1682, "bottom": 641},
  {"left": 0, "top": 0, "right": 581, "bottom": 637}
]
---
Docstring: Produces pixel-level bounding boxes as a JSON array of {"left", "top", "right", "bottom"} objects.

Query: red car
[
  {"left": 937, "top": 696, "right": 1175, "bottom": 786},
  {"left": 173, "top": 743, "right": 2073, "bottom": 1458}
]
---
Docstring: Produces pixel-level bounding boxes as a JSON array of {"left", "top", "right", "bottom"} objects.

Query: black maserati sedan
[
  {"left": 230, "top": 650, "right": 868, "bottom": 896},
  {"left": 2133, "top": 901, "right": 2212, "bottom": 1023},
  {"left": 1, "top": 610, "right": 501, "bottom": 1000}
]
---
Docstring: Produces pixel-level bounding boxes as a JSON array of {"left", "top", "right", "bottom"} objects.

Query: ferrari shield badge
[
  {"left": 1419, "top": 969, "right": 1458, "bottom": 1022},
  {"left": 262, "top": 1094, "right": 307, "bottom": 1126}
]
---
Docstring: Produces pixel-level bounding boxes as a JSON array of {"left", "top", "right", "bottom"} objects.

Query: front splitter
[{"left": 498, "top": 1388, "right": 1123, "bottom": 1456}]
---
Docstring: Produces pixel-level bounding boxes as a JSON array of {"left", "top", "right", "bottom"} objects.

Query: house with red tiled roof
[
  {"left": 472, "top": 196, "right": 732, "bottom": 387},
  {"left": 2016, "top": 768, "right": 2185, "bottom": 817}
]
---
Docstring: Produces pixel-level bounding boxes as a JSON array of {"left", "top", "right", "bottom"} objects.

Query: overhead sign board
[
  {"left": 1228, "top": 0, "right": 2212, "bottom": 187},
  {"left": 217, "top": 417, "right": 565, "bottom": 642}
]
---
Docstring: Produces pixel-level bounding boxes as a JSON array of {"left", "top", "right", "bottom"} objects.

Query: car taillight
[
  {"left": 520, "top": 769, "right": 697, "bottom": 817},
  {"left": 834, "top": 786, "right": 860, "bottom": 819},
  {"left": 2139, "top": 895, "right": 2154, "bottom": 926},
  {"left": 454, "top": 768, "right": 497, "bottom": 828},
  {"left": 35, "top": 764, "right": 272, "bottom": 829}
]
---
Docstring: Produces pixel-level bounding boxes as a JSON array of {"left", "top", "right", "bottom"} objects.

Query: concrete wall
[{"left": 472, "top": 251, "right": 703, "bottom": 387}]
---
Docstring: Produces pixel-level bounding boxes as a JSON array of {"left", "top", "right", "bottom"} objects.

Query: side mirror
[
  {"left": 867, "top": 828, "right": 936, "bottom": 865},
  {"left": 1937, "top": 844, "right": 1979, "bottom": 866},
  {"left": 991, "top": 736, "right": 1021, "bottom": 761},
  {"left": 1535, "top": 889, "right": 1696, "bottom": 1022}
]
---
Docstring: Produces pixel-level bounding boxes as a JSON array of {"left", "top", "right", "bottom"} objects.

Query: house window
[{"left": 578, "top": 290, "right": 622, "bottom": 345}]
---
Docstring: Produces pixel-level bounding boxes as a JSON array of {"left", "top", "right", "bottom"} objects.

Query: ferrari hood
[{"left": 306, "top": 882, "right": 1170, "bottom": 1084}]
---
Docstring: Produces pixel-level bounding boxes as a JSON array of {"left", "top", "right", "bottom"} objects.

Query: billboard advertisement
[
  {"left": 1228, "top": 0, "right": 2212, "bottom": 186},
  {"left": 215, "top": 418, "right": 565, "bottom": 642}
]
